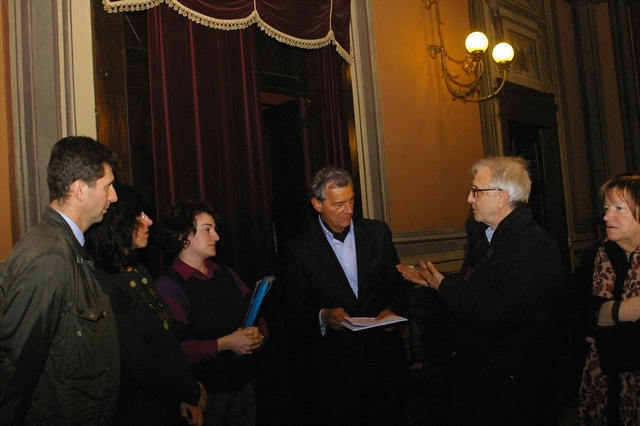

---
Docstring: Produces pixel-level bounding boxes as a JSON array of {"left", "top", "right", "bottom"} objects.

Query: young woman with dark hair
[
  {"left": 156, "top": 200, "right": 267, "bottom": 426},
  {"left": 86, "top": 184, "right": 206, "bottom": 426}
]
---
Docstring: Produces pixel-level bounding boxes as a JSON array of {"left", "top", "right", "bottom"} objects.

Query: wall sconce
[{"left": 423, "top": 0, "right": 514, "bottom": 103}]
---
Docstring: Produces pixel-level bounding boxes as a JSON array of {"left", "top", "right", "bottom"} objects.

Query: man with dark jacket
[
  {"left": 0, "top": 136, "right": 121, "bottom": 425},
  {"left": 398, "top": 157, "right": 565, "bottom": 425},
  {"left": 285, "top": 167, "right": 410, "bottom": 426}
]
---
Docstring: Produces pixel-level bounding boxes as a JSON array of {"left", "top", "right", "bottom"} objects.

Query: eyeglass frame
[{"left": 470, "top": 186, "right": 503, "bottom": 197}]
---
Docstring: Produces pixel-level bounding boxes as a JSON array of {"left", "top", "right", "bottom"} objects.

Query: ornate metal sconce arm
[{"left": 423, "top": 0, "right": 513, "bottom": 103}]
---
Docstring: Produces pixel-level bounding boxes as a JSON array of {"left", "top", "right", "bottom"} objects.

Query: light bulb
[
  {"left": 465, "top": 32, "right": 489, "bottom": 54},
  {"left": 492, "top": 42, "right": 514, "bottom": 63}
]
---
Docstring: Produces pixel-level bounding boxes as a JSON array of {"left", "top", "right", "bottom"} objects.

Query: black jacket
[
  {"left": 96, "top": 263, "right": 201, "bottom": 425},
  {"left": 283, "top": 216, "right": 410, "bottom": 425},
  {"left": 0, "top": 208, "right": 120, "bottom": 425},
  {"left": 285, "top": 216, "right": 409, "bottom": 344},
  {"left": 438, "top": 204, "right": 565, "bottom": 424}
]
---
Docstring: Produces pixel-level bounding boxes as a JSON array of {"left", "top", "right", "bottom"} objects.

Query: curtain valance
[{"left": 102, "top": 0, "right": 352, "bottom": 63}]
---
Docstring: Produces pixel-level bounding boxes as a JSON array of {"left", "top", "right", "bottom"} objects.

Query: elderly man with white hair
[{"left": 398, "top": 156, "right": 564, "bottom": 425}]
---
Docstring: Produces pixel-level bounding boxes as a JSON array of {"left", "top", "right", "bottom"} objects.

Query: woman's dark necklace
[{"left": 127, "top": 267, "right": 170, "bottom": 330}]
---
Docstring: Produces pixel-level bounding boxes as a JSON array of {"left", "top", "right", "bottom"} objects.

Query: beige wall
[
  {"left": 0, "top": 0, "right": 14, "bottom": 259},
  {"left": 371, "top": 0, "right": 484, "bottom": 232}
]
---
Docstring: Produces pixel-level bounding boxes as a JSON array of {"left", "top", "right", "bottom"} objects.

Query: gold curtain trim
[
  {"left": 102, "top": 0, "right": 353, "bottom": 63},
  {"left": 103, "top": 0, "right": 161, "bottom": 12}
]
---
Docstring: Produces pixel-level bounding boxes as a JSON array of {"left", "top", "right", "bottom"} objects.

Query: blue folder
[{"left": 242, "top": 276, "right": 275, "bottom": 328}]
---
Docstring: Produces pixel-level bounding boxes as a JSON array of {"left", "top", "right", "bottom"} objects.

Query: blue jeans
[{"left": 203, "top": 381, "right": 256, "bottom": 426}]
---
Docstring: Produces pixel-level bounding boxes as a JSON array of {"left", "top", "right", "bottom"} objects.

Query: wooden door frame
[{"left": 498, "top": 81, "right": 572, "bottom": 277}]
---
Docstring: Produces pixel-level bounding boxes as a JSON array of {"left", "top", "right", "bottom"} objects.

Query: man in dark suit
[{"left": 284, "top": 167, "right": 409, "bottom": 426}]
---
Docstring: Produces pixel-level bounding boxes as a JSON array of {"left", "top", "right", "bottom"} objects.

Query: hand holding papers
[
  {"left": 242, "top": 276, "right": 275, "bottom": 328},
  {"left": 342, "top": 315, "right": 407, "bottom": 332}
]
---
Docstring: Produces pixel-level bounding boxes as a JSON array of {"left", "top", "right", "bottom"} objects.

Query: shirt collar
[
  {"left": 52, "top": 208, "right": 85, "bottom": 246},
  {"left": 318, "top": 215, "right": 353, "bottom": 241},
  {"left": 172, "top": 256, "right": 220, "bottom": 281},
  {"left": 485, "top": 226, "right": 495, "bottom": 243}
]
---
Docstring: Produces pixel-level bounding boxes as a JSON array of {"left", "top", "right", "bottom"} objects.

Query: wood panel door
[{"left": 499, "top": 82, "right": 571, "bottom": 278}]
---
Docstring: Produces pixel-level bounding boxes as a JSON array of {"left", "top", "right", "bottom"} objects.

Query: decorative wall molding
[
  {"left": 7, "top": 0, "right": 96, "bottom": 236},
  {"left": 349, "top": 1, "right": 391, "bottom": 223},
  {"left": 394, "top": 228, "right": 468, "bottom": 273},
  {"left": 482, "top": 0, "right": 554, "bottom": 93}
]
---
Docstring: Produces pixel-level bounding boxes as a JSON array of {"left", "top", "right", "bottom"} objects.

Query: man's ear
[
  {"left": 311, "top": 197, "right": 323, "bottom": 213},
  {"left": 497, "top": 190, "right": 510, "bottom": 208},
  {"left": 70, "top": 180, "right": 87, "bottom": 202}
]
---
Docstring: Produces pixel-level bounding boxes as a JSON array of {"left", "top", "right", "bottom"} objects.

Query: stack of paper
[{"left": 342, "top": 315, "right": 407, "bottom": 332}]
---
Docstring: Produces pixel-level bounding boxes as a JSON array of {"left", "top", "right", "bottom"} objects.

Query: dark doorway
[
  {"left": 262, "top": 98, "right": 315, "bottom": 271},
  {"left": 255, "top": 97, "right": 314, "bottom": 426},
  {"left": 499, "top": 81, "right": 571, "bottom": 278},
  {"left": 507, "top": 121, "right": 550, "bottom": 231}
]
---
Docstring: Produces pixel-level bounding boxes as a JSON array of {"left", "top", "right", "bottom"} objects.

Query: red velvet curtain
[
  {"left": 315, "top": 46, "right": 352, "bottom": 170},
  {"left": 148, "top": 6, "right": 275, "bottom": 282},
  {"left": 137, "top": 1, "right": 353, "bottom": 282}
]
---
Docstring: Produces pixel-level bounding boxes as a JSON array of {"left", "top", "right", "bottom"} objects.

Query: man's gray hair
[
  {"left": 310, "top": 167, "right": 352, "bottom": 202},
  {"left": 471, "top": 156, "right": 531, "bottom": 204}
]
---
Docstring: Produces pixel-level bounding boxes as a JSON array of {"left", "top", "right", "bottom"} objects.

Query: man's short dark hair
[
  {"left": 310, "top": 167, "right": 353, "bottom": 202},
  {"left": 47, "top": 136, "right": 118, "bottom": 203}
]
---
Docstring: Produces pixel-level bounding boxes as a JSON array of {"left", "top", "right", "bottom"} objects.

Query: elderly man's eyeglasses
[{"left": 470, "top": 186, "right": 502, "bottom": 197}]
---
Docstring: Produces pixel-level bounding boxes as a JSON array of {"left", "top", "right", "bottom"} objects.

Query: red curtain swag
[
  {"left": 148, "top": 8, "right": 276, "bottom": 282},
  {"left": 103, "top": 0, "right": 352, "bottom": 63}
]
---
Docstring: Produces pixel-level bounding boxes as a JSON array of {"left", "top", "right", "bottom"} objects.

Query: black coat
[
  {"left": 286, "top": 217, "right": 408, "bottom": 334},
  {"left": 96, "top": 263, "right": 201, "bottom": 425},
  {"left": 438, "top": 204, "right": 565, "bottom": 424}
]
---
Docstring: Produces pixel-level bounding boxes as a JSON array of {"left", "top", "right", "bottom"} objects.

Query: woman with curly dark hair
[
  {"left": 155, "top": 200, "right": 267, "bottom": 426},
  {"left": 86, "top": 184, "right": 206, "bottom": 425}
]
